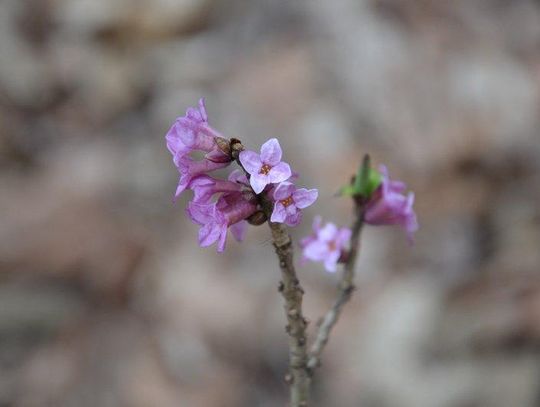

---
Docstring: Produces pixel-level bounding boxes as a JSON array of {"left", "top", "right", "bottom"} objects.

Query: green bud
[{"left": 339, "top": 155, "right": 382, "bottom": 199}]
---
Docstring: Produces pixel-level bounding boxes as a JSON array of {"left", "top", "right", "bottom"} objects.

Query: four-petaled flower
[
  {"left": 239, "top": 138, "right": 292, "bottom": 194},
  {"left": 300, "top": 217, "right": 352, "bottom": 272},
  {"left": 270, "top": 182, "right": 318, "bottom": 226},
  {"left": 364, "top": 165, "right": 418, "bottom": 242}
]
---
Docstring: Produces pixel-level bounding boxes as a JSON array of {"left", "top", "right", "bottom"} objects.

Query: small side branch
[{"left": 307, "top": 204, "right": 365, "bottom": 373}]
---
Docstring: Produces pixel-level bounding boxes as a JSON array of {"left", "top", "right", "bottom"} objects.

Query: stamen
[
  {"left": 327, "top": 240, "right": 337, "bottom": 251},
  {"left": 280, "top": 196, "right": 294, "bottom": 207},
  {"left": 259, "top": 164, "right": 272, "bottom": 175}
]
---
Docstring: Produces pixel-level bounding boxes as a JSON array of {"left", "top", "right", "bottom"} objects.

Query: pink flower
[
  {"left": 300, "top": 216, "right": 352, "bottom": 272},
  {"left": 165, "top": 98, "right": 229, "bottom": 166},
  {"left": 175, "top": 156, "right": 229, "bottom": 199},
  {"left": 364, "top": 165, "right": 418, "bottom": 242},
  {"left": 270, "top": 182, "right": 318, "bottom": 226},
  {"left": 239, "top": 138, "right": 292, "bottom": 194},
  {"left": 187, "top": 192, "right": 257, "bottom": 252}
]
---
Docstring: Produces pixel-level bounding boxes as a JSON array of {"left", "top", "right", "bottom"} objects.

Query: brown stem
[
  {"left": 270, "top": 222, "right": 310, "bottom": 406},
  {"left": 307, "top": 202, "right": 365, "bottom": 373}
]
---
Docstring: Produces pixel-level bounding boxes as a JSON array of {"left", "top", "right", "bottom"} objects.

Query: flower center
[
  {"left": 327, "top": 240, "right": 337, "bottom": 251},
  {"left": 280, "top": 196, "right": 294, "bottom": 207},
  {"left": 259, "top": 164, "right": 272, "bottom": 175}
]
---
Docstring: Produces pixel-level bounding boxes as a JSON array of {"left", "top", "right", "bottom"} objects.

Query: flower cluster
[
  {"left": 166, "top": 98, "right": 318, "bottom": 251},
  {"left": 239, "top": 139, "right": 318, "bottom": 227}
]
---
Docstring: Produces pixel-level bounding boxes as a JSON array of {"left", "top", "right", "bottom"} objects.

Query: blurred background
[{"left": 1, "top": 0, "right": 540, "bottom": 406}]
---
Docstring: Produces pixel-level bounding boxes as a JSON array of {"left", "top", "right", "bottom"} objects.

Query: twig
[
  {"left": 270, "top": 221, "right": 310, "bottom": 406},
  {"left": 307, "top": 201, "right": 365, "bottom": 373}
]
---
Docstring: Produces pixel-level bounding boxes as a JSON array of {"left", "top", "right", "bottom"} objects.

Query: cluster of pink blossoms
[
  {"left": 166, "top": 98, "right": 417, "bottom": 264},
  {"left": 165, "top": 98, "right": 318, "bottom": 252}
]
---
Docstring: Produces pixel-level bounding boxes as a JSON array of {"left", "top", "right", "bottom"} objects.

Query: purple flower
[
  {"left": 228, "top": 169, "right": 250, "bottom": 186},
  {"left": 175, "top": 156, "right": 229, "bottom": 199},
  {"left": 364, "top": 165, "right": 418, "bottom": 242},
  {"left": 300, "top": 216, "right": 352, "bottom": 272},
  {"left": 239, "top": 138, "right": 292, "bottom": 194},
  {"left": 270, "top": 182, "right": 318, "bottom": 226},
  {"left": 165, "top": 98, "right": 229, "bottom": 166},
  {"left": 189, "top": 175, "right": 243, "bottom": 204},
  {"left": 187, "top": 192, "right": 257, "bottom": 252}
]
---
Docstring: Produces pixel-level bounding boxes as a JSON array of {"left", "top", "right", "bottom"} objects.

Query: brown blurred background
[{"left": 1, "top": 0, "right": 540, "bottom": 406}]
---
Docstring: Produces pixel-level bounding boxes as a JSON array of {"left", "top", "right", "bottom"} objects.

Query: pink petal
[
  {"left": 285, "top": 211, "right": 302, "bottom": 226},
  {"left": 285, "top": 204, "right": 297, "bottom": 216},
  {"left": 303, "top": 241, "right": 329, "bottom": 261},
  {"left": 174, "top": 176, "right": 188, "bottom": 199},
  {"left": 187, "top": 202, "right": 216, "bottom": 225},
  {"left": 165, "top": 124, "right": 186, "bottom": 155},
  {"left": 273, "top": 182, "right": 296, "bottom": 200},
  {"left": 300, "top": 235, "right": 316, "bottom": 248},
  {"left": 336, "top": 228, "right": 352, "bottom": 247},
  {"left": 230, "top": 221, "right": 248, "bottom": 242},
  {"left": 189, "top": 175, "right": 215, "bottom": 188},
  {"left": 198, "top": 98, "right": 208, "bottom": 122},
  {"left": 293, "top": 188, "right": 318, "bottom": 209},
  {"left": 389, "top": 180, "right": 407, "bottom": 193},
  {"left": 260, "top": 138, "right": 282, "bottom": 166},
  {"left": 270, "top": 202, "right": 287, "bottom": 223},
  {"left": 228, "top": 169, "right": 249, "bottom": 185},
  {"left": 199, "top": 223, "right": 221, "bottom": 247},
  {"left": 318, "top": 223, "right": 338, "bottom": 242},
  {"left": 217, "top": 226, "right": 228, "bottom": 252},
  {"left": 239, "top": 150, "right": 262, "bottom": 175},
  {"left": 324, "top": 251, "right": 341, "bottom": 273},
  {"left": 267, "top": 162, "right": 292, "bottom": 184},
  {"left": 249, "top": 173, "right": 268, "bottom": 194}
]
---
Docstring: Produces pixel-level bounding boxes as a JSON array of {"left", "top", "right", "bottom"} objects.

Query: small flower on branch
[
  {"left": 364, "top": 165, "right": 418, "bottom": 242},
  {"left": 239, "top": 138, "right": 292, "bottom": 194},
  {"left": 165, "top": 98, "right": 230, "bottom": 166},
  {"left": 270, "top": 182, "right": 318, "bottom": 227},
  {"left": 300, "top": 217, "right": 352, "bottom": 272},
  {"left": 339, "top": 158, "right": 418, "bottom": 242}
]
